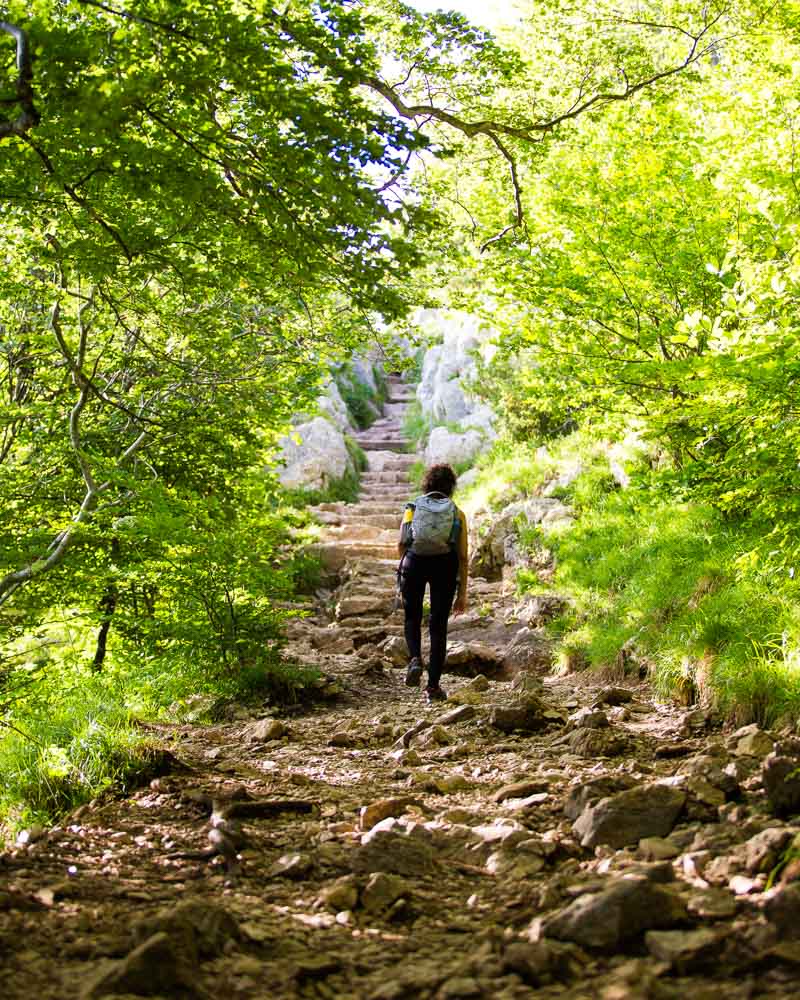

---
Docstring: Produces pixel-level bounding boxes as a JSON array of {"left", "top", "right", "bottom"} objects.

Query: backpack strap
[{"left": 448, "top": 506, "right": 461, "bottom": 548}]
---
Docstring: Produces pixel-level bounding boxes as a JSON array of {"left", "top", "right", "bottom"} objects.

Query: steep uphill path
[{"left": 1, "top": 377, "right": 798, "bottom": 999}]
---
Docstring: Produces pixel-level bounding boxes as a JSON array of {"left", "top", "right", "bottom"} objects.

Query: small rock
[
  {"left": 132, "top": 900, "right": 238, "bottom": 958},
  {"left": 685, "top": 776, "right": 726, "bottom": 809},
  {"left": 594, "top": 687, "right": 634, "bottom": 707},
  {"left": 438, "top": 705, "right": 476, "bottom": 726},
  {"left": 763, "top": 753, "right": 800, "bottom": 816},
  {"left": 680, "top": 708, "right": 713, "bottom": 736},
  {"left": 487, "top": 847, "right": 546, "bottom": 878},
  {"left": 744, "top": 827, "right": 793, "bottom": 875},
  {"left": 360, "top": 797, "right": 416, "bottom": 831},
  {"left": 572, "top": 783, "right": 686, "bottom": 849},
  {"left": 269, "top": 853, "right": 314, "bottom": 880},
  {"left": 564, "top": 775, "right": 637, "bottom": 820},
  {"left": 655, "top": 743, "right": 693, "bottom": 759},
  {"left": 361, "top": 872, "right": 411, "bottom": 913},
  {"left": 16, "top": 825, "right": 45, "bottom": 847},
  {"left": 644, "top": 928, "right": 723, "bottom": 972},
  {"left": 489, "top": 696, "right": 564, "bottom": 735},
  {"left": 446, "top": 640, "right": 504, "bottom": 671},
  {"left": 681, "top": 850, "right": 712, "bottom": 880},
  {"left": 687, "top": 888, "right": 736, "bottom": 919},
  {"left": 382, "top": 636, "right": 409, "bottom": 665},
  {"left": 729, "top": 874, "right": 762, "bottom": 895},
  {"left": 569, "top": 708, "right": 609, "bottom": 729},
  {"left": 81, "top": 932, "right": 195, "bottom": 998},
  {"left": 352, "top": 830, "right": 436, "bottom": 876},
  {"left": 318, "top": 875, "right": 360, "bottom": 913},
  {"left": 567, "top": 728, "right": 627, "bottom": 757},
  {"left": 510, "top": 671, "right": 545, "bottom": 697},
  {"left": 731, "top": 724, "right": 774, "bottom": 758},
  {"left": 541, "top": 878, "right": 686, "bottom": 949},
  {"left": 502, "top": 792, "right": 549, "bottom": 812},
  {"left": 493, "top": 779, "right": 549, "bottom": 804},
  {"left": 469, "top": 674, "right": 490, "bottom": 692},
  {"left": 638, "top": 837, "right": 681, "bottom": 861},
  {"left": 247, "top": 718, "right": 287, "bottom": 743},
  {"left": 328, "top": 731, "right": 355, "bottom": 748},
  {"left": 420, "top": 725, "right": 452, "bottom": 747},
  {"left": 764, "top": 883, "right": 800, "bottom": 936}
]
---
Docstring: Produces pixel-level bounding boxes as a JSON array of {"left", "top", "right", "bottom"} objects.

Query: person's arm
[
  {"left": 398, "top": 505, "right": 414, "bottom": 559},
  {"left": 453, "top": 509, "right": 468, "bottom": 613}
]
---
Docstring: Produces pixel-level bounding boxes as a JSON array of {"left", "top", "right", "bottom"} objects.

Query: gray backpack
[{"left": 409, "top": 493, "right": 459, "bottom": 556}]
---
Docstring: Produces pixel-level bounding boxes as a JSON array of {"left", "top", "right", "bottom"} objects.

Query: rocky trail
[{"left": 3, "top": 377, "right": 800, "bottom": 1000}]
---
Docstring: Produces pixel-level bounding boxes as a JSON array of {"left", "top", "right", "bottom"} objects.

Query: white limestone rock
[
  {"left": 317, "top": 379, "right": 354, "bottom": 433},
  {"left": 424, "top": 426, "right": 484, "bottom": 467},
  {"left": 413, "top": 309, "right": 498, "bottom": 429},
  {"left": 277, "top": 417, "right": 353, "bottom": 490}
]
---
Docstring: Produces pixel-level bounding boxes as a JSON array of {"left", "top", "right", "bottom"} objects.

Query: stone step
[
  {"left": 313, "top": 541, "right": 399, "bottom": 573},
  {"left": 359, "top": 486, "right": 413, "bottom": 497},
  {"left": 314, "top": 512, "right": 399, "bottom": 530},
  {"left": 322, "top": 525, "right": 395, "bottom": 544},
  {"left": 357, "top": 434, "right": 407, "bottom": 446},
  {"left": 357, "top": 441, "right": 410, "bottom": 453},
  {"left": 342, "top": 557, "right": 399, "bottom": 574},
  {"left": 365, "top": 452, "right": 417, "bottom": 471},
  {"left": 336, "top": 594, "right": 396, "bottom": 619},
  {"left": 361, "top": 475, "right": 411, "bottom": 487},
  {"left": 358, "top": 497, "right": 411, "bottom": 508},
  {"left": 313, "top": 501, "right": 402, "bottom": 516}
]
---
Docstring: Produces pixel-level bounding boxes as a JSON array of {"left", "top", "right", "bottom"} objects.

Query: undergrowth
[
  {"left": 0, "top": 489, "right": 330, "bottom": 836},
  {"left": 403, "top": 400, "right": 431, "bottom": 452},
  {"left": 335, "top": 364, "right": 385, "bottom": 429},
  {"left": 463, "top": 430, "right": 800, "bottom": 727}
]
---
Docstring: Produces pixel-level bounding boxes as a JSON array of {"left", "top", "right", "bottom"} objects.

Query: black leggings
[{"left": 400, "top": 551, "right": 459, "bottom": 688}]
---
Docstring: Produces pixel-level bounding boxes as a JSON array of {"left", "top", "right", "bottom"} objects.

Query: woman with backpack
[{"left": 398, "top": 463, "right": 468, "bottom": 703}]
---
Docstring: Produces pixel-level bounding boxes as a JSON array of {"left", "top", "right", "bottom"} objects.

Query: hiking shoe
[
  {"left": 425, "top": 685, "right": 447, "bottom": 703},
  {"left": 405, "top": 658, "right": 423, "bottom": 687}
]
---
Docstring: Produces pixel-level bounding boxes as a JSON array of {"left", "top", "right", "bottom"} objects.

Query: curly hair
[{"left": 422, "top": 463, "right": 457, "bottom": 497}]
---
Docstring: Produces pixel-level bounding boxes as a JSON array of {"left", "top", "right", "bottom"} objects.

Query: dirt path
[{"left": 1, "top": 378, "right": 798, "bottom": 1000}]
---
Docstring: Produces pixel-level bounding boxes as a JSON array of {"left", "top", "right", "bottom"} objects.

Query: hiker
[{"left": 398, "top": 463, "right": 468, "bottom": 703}]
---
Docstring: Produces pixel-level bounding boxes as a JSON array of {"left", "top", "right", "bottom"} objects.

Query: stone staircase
[{"left": 311, "top": 375, "right": 418, "bottom": 620}]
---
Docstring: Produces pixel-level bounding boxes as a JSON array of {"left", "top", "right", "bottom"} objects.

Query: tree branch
[
  {"left": 0, "top": 21, "right": 40, "bottom": 140},
  {"left": 480, "top": 133, "right": 526, "bottom": 252}
]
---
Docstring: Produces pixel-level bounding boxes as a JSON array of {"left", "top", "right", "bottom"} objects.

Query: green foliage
[
  {"left": 402, "top": 400, "right": 432, "bottom": 452},
  {"left": 335, "top": 365, "right": 385, "bottom": 430},
  {"left": 0, "top": 681, "right": 157, "bottom": 826},
  {"left": 468, "top": 430, "right": 800, "bottom": 724},
  {"left": 544, "top": 471, "right": 800, "bottom": 724}
]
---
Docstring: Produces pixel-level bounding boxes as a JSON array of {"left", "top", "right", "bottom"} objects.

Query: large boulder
[
  {"left": 351, "top": 356, "right": 379, "bottom": 394},
  {"left": 424, "top": 426, "right": 485, "bottom": 467},
  {"left": 317, "top": 378, "right": 354, "bottom": 432},
  {"left": 414, "top": 309, "right": 498, "bottom": 428},
  {"left": 503, "top": 627, "right": 552, "bottom": 673},
  {"left": 277, "top": 417, "right": 354, "bottom": 491},
  {"left": 471, "top": 499, "right": 573, "bottom": 581},
  {"left": 461, "top": 404, "right": 497, "bottom": 438}
]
